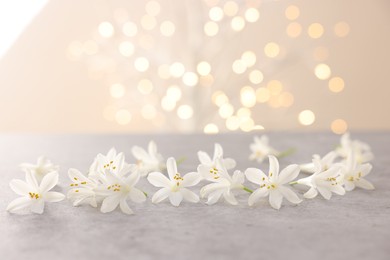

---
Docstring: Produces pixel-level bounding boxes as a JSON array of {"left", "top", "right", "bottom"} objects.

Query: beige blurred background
[{"left": 0, "top": 0, "right": 389, "bottom": 134}]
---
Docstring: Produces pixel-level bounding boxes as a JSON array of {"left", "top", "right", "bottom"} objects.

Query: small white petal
[
  {"left": 68, "top": 168, "right": 87, "bottom": 182},
  {"left": 148, "top": 141, "right": 157, "bottom": 155},
  {"left": 278, "top": 164, "right": 300, "bottom": 185},
  {"left": 223, "top": 190, "right": 238, "bottom": 205},
  {"left": 200, "top": 182, "right": 228, "bottom": 198},
  {"left": 248, "top": 188, "right": 268, "bottom": 206},
  {"left": 304, "top": 187, "right": 318, "bottom": 199},
  {"left": 169, "top": 191, "right": 183, "bottom": 207},
  {"left": 197, "top": 151, "right": 212, "bottom": 165},
  {"left": 232, "top": 171, "right": 244, "bottom": 185},
  {"left": 6, "top": 197, "right": 31, "bottom": 212},
  {"left": 206, "top": 190, "right": 224, "bottom": 205},
  {"left": 355, "top": 178, "right": 375, "bottom": 190},
  {"left": 278, "top": 186, "right": 302, "bottom": 204},
  {"left": 151, "top": 188, "right": 170, "bottom": 204},
  {"left": 39, "top": 172, "right": 59, "bottom": 193},
  {"left": 107, "top": 148, "right": 117, "bottom": 159},
  {"left": 132, "top": 146, "right": 149, "bottom": 160},
  {"left": 147, "top": 172, "right": 172, "bottom": 188},
  {"left": 344, "top": 180, "right": 355, "bottom": 191},
  {"left": 330, "top": 185, "right": 346, "bottom": 195},
  {"left": 300, "top": 163, "right": 316, "bottom": 173},
  {"left": 44, "top": 192, "right": 65, "bottom": 202},
  {"left": 120, "top": 199, "right": 134, "bottom": 215},
  {"left": 223, "top": 158, "right": 236, "bottom": 170},
  {"left": 9, "top": 179, "right": 30, "bottom": 196},
  {"left": 180, "top": 188, "right": 199, "bottom": 203},
  {"left": 129, "top": 188, "right": 146, "bottom": 203},
  {"left": 125, "top": 171, "right": 140, "bottom": 187},
  {"left": 181, "top": 172, "right": 201, "bottom": 187},
  {"left": 357, "top": 163, "right": 373, "bottom": 177},
  {"left": 245, "top": 168, "right": 267, "bottom": 185},
  {"left": 30, "top": 200, "right": 45, "bottom": 214},
  {"left": 268, "top": 155, "right": 280, "bottom": 182},
  {"left": 25, "top": 170, "right": 39, "bottom": 189},
  {"left": 101, "top": 195, "right": 121, "bottom": 213},
  {"left": 166, "top": 157, "right": 178, "bottom": 181},
  {"left": 317, "top": 186, "right": 332, "bottom": 200},
  {"left": 213, "top": 143, "right": 223, "bottom": 160},
  {"left": 269, "top": 190, "right": 283, "bottom": 210}
]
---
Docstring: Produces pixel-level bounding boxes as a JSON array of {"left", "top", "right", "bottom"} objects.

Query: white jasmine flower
[
  {"left": 67, "top": 168, "right": 98, "bottom": 207},
  {"left": 131, "top": 141, "right": 165, "bottom": 177},
  {"left": 336, "top": 133, "right": 374, "bottom": 163},
  {"left": 341, "top": 151, "right": 374, "bottom": 191},
  {"left": 19, "top": 156, "right": 59, "bottom": 182},
  {"left": 245, "top": 155, "right": 302, "bottom": 210},
  {"left": 300, "top": 151, "right": 339, "bottom": 173},
  {"left": 197, "top": 143, "right": 236, "bottom": 176},
  {"left": 147, "top": 157, "right": 200, "bottom": 206},
  {"left": 7, "top": 171, "right": 65, "bottom": 214},
  {"left": 89, "top": 148, "right": 133, "bottom": 179},
  {"left": 199, "top": 159, "right": 245, "bottom": 205},
  {"left": 296, "top": 157, "right": 345, "bottom": 200},
  {"left": 95, "top": 170, "right": 146, "bottom": 215},
  {"left": 249, "top": 135, "right": 280, "bottom": 163}
]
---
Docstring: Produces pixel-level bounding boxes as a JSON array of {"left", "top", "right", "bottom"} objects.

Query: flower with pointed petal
[
  {"left": 300, "top": 151, "right": 339, "bottom": 173},
  {"left": 297, "top": 158, "right": 345, "bottom": 200},
  {"left": 197, "top": 143, "right": 236, "bottom": 181},
  {"left": 200, "top": 159, "right": 244, "bottom": 205},
  {"left": 245, "top": 155, "right": 301, "bottom": 209},
  {"left": 89, "top": 148, "right": 134, "bottom": 179},
  {"left": 94, "top": 169, "right": 146, "bottom": 215},
  {"left": 147, "top": 157, "right": 200, "bottom": 207},
  {"left": 20, "top": 156, "right": 59, "bottom": 182},
  {"left": 249, "top": 135, "right": 280, "bottom": 163},
  {"left": 67, "top": 168, "right": 98, "bottom": 207},
  {"left": 131, "top": 141, "right": 165, "bottom": 177},
  {"left": 7, "top": 170, "right": 65, "bottom": 214},
  {"left": 341, "top": 151, "right": 374, "bottom": 191},
  {"left": 336, "top": 133, "right": 374, "bottom": 164}
]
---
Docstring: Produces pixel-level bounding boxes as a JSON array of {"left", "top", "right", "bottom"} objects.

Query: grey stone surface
[{"left": 0, "top": 133, "right": 389, "bottom": 260}]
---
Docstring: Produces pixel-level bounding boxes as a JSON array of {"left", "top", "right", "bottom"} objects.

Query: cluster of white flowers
[{"left": 6, "top": 134, "right": 375, "bottom": 215}]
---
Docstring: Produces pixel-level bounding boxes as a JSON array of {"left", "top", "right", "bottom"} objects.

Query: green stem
[
  {"left": 289, "top": 181, "right": 298, "bottom": 185},
  {"left": 176, "top": 157, "right": 186, "bottom": 165},
  {"left": 243, "top": 186, "right": 253, "bottom": 193},
  {"left": 143, "top": 191, "right": 148, "bottom": 197},
  {"left": 277, "top": 148, "right": 296, "bottom": 159}
]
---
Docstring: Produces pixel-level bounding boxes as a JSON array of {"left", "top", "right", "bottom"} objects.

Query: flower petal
[
  {"left": 197, "top": 151, "right": 212, "bottom": 165},
  {"left": 181, "top": 172, "right": 201, "bottom": 187},
  {"left": 126, "top": 171, "right": 140, "bottom": 187},
  {"left": 245, "top": 168, "right": 267, "bottom": 185},
  {"left": 68, "top": 168, "right": 88, "bottom": 182},
  {"left": 355, "top": 178, "right": 375, "bottom": 190},
  {"left": 30, "top": 200, "right": 45, "bottom": 214},
  {"left": 101, "top": 195, "right": 121, "bottom": 213},
  {"left": 213, "top": 143, "right": 223, "bottom": 160},
  {"left": 6, "top": 197, "right": 31, "bottom": 213},
  {"left": 248, "top": 188, "right": 268, "bottom": 206},
  {"left": 147, "top": 172, "right": 172, "bottom": 188},
  {"left": 304, "top": 187, "right": 318, "bottom": 199},
  {"left": 222, "top": 158, "right": 236, "bottom": 170},
  {"left": 44, "top": 192, "right": 65, "bottom": 202},
  {"left": 357, "top": 163, "right": 373, "bottom": 177},
  {"left": 9, "top": 179, "right": 30, "bottom": 196},
  {"left": 206, "top": 190, "right": 224, "bottom": 205},
  {"left": 39, "top": 172, "right": 59, "bottom": 193},
  {"left": 129, "top": 188, "right": 146, "bottom": 203},
  {"left": 269, "top": 190, "right": 283, "bottom": 210},
  {"left": 25, "top": 170, "right": 39, "bottom": 189},
  {"left": 120, "top": 199, "right": 134, "bottom": 215},
  {"left": 278, "top": 186, "right": 302, "bottom": 204},
  {"left": 344, "top": 181, "right": 355, "bottom": 191},
  {"left": 151, "top": 188, "right": 170, "bottom": 204},
  {"left": 166, "top": 157, "right": 177, "bottom": 181},
  {"left": 107, "top": 148, "right": 117, "bottom": 159},
  {"left": 330, "top": 184, "right": 346, "bottom": 195},
  {"left": 131, "top": 146, "right": 149, "bottom": 160},
  {"left": 317, "top": 186, "right": 332, "bottom": 200},
  {"left": 268, "top": 155, "right": 280, "bottom": 182},
  {"left": 278, "top": 164, "right": 300, "bottom": 185},
  {"left": 223, "top": 190, "right": 238, "bottom": 205},
  {"left": 180, "top": 188, "right": 199, "bottom": 203},
  {"left": 232, "top": 171, "right": 244, "bottom": 185},
  {"left": 169, "top": 192, "right": 183, "bottom": 207},
  {"left": 148, "top": 141, "right": 157, "bottom": 156},
  {"left": 200, "top": 182, "right": 228, "bottom": 198}
]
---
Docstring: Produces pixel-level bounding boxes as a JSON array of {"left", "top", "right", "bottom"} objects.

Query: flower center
[
  {"left": 209, "top": 167, "right": 220, "bottom": 180},
  {"left": 172, "top": 173, "right": 183, "bottom": 191},
  {"left": 327, "top": 177, "right": 340, "bottom": 185},
  {"left": 29, "top": 192, "right": 40, "bottom": 199},
  {"left": 107, "top": 183, "right": 121, "bottom": 192},
  {"left": 70, "top": 177, "right": 88, "bottom": 187},
  {"left": 103, "top": 160, "right": 117, "bottom": 171},
  {"left": 255, "top": 151, "right": 263, "bottom": 158}
]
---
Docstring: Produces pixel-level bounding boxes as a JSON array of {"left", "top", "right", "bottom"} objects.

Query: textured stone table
[{"left": 1, "top": 133, "right": 389, "bottom": 260}]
